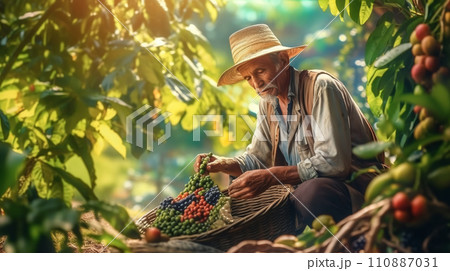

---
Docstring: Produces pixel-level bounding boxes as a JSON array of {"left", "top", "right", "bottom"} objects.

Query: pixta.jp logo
[{"left": 126, "top": 105, "right": 171, "bottom": 151}]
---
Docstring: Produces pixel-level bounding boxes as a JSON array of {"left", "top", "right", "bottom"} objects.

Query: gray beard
[{"left": 261, "top": 94, "right": 278, "bottom": 106}]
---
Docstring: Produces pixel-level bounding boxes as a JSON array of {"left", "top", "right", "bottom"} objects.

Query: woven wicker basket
[{"left": 136, "top": 185, "right": 297, "bottom": 251}]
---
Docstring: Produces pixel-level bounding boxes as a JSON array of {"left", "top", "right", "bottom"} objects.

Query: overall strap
[
  {"left": 297, "top": 70, "right": 321, "bottom": 156},
  {"left": 267, "top": 104, "right": 287, "bottom": 167}
]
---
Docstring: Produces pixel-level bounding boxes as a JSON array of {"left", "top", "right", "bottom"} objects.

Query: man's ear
[{"left": 280, "top": 52, "right": 289, "bottom": 66}]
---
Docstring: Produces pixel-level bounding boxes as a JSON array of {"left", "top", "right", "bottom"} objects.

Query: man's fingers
[
  {"left": 194, "top": 154, "right": 206, "bottom": 172},
  {"left": 195, "top": 153, "right": 220, "bottom": 172},
  {"left": 206, "top": 160, "right": 221, "bottom": 173},
  {"left": 228, "top": 178, "right": 246, "bottom": 194},
  {"left": 228, "top": 186, "right": 252, "bottom": 199},
  {"left": 229, "top": 184, "right": 262, "bottom": 199}
]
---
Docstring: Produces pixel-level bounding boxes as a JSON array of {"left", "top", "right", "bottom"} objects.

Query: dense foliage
[
  {"left": 0, "top": 0, "right": 238, "bottom": 252},
  {"left": 308, "top": 0, "right": 450, "bottom": 252}
]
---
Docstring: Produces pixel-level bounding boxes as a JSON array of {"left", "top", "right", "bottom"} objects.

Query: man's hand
[
  {"left": 194, "top": 153, "right": 243, "bottom": 177},
  {"left": 194, "top": 153, "right": 219, "bottom": 173},
  {"left": 228, "top": 169, "right": 275, "bottom": 199}
]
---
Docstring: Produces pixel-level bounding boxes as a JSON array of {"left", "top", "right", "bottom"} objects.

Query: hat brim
[{"left": 217, "top": 45, "right": 307, "bottom": 86}]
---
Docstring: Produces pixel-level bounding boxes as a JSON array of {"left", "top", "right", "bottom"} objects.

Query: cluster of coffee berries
[
  {"left": 410, "top": 24, "right": 450, "bottom": 87},
  {"left": 151, "top": 153, "right": 230, "bottom": 237},
  {"left": 413, "top": 107, "right": 438, "bottom": 140},
  {"left": 392, "top": 192, "right": 428, "bottom": 223}
]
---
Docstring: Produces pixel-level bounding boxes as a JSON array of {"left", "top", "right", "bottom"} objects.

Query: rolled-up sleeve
[
  {"left": 233, "top": 100, "right": 273, "bottom": 173},
  {"left": 297, "top": 158, "right": 319, "bottom": 181},
  {"left": 297, "top": 74, "right": 352, "bottom": 181}
]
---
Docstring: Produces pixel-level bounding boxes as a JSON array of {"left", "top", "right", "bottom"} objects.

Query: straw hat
[{"left": 217, "top": 24, "right": 307, "bottom": 86}]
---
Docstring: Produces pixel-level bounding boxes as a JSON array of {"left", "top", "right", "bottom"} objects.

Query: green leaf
[
  {"left": 54, "top": 76, "right": 83, "bottom": 92},
  {"left": 0, "top": 89, "right": 19, "bottom": 100},
  {"left": 145, "top": 0, "right": 171, "bottom": 37},
  {"left": 28, "top": 198, "right": 80, "bottom": 232},
  {"left": 43, "top": 162, "right": 97, "bottom": 201},
  {"left": 424, "top": 0, "right": 444, "bottom": 22},
  {"left": 400, "top": 93, "right": 441, "bottom": 116},
  {"left": 0, "top": 143, "right": 26, "bottom": 196},
  {"left": 181, "top": 101, "right": 200, "bottom": 131},
  {"left": 106, "top": 44, "right": 139, "bottom": 67},
  {"left": 137, "top": 54, "right": 165, "bottom": 86},
  {"left": 318, "top": 0, "right": 329, "bottom": 11},
  {"left": 336, "top": 0, "right": 347, "bottom": 20},
  {"left": 96, "top": 121, "right": 127, "bottom": 159},
  {"left": 47, "top": 177, "right": 74, "bottom": 207},
  {"left": 31, "top": 126, "right": 49, "bottom": 149},
  {"left": 366, "top": 67, "right": 388, "bottom": 117},
  {"left": 329, "top": 0, "right": 340, "bottom": 16},
  {"left": 39, "top": 90, "right": 72, "bottom": 110},
  {"left": 348, "top": 0, "right": 360, "bottom": 24},
  {"left": 378, "top": 66, "right": 397, "bottom": 112},
  {"left": 396, "top": 135, "right": 444, "bottom": 164},
  {"left": 82, "top": 201, "right": 141, "bottom": 239},
  {"left": 359, "top": 0, "right": 374, "bottom": 24},
  {"left": 376, "top": 117, "right": 396, "bottom": 140},
  {"left": 373, "top": 43, "right": 412, "bottom": 68},
  {"left": 353, "top": 141, "right": 393, "bottom": 159},
  {"left": 386, "top": 71, "right": 406, "bottom": 118},
  {"left": 296, "top": 230, "right": 316, "bottom": 247},
  {"left": 181, "top": 24, "right": 209, "bottom": 49},
  {"left": 68, "top": 135, "right": 96, "bottom": 188},
  {"left": 365, "top": 13, "right": 395, "bottom": 65},
  {"left": 205, "top": 0, "right": 219, "bottom": 22},
  {"left": 60, "top": 180, "right": 75, "bottom": 208},
  {"left": 430, "top": 84, "right": 450, "bottom": 123},
  {"left": 62, "top": 98, "right": 89, "bottom": 134},
  {"left": 182, "top": 54, "right": 203, "bottom": 97},
  {"left": 394, "top": 107, "right": 415, "bottom": 148},
  {"left": 101, "top": 71, "right": 116, "bottom": 91},
  {"left": 106, "top": 96, "right": 133, "bottom": 131},
  {"left": 32, "top": 161, "right": 54, "bottom": 199},
  {"left": 0, "top": 109, "right": 10, "bottom": 140}
]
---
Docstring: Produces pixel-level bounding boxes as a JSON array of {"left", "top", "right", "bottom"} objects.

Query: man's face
[{"left": 237, "top": 54, "right": 283, "bottom": 98}]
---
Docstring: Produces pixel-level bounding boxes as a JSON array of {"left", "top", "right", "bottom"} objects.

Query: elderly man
[{"left": 194, "top": 24, "right": 383, "bottom": 227}]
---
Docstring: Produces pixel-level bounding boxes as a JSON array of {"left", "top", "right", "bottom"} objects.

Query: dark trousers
[{"left": 289, "top": 177, "right": 357, "bottom": 228}]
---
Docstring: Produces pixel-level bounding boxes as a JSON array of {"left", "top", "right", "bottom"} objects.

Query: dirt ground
[{"left": 0, "top": 211, "right": 120, "bottom": 253}]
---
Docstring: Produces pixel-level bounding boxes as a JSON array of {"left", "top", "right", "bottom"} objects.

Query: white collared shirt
[{"left": 233, "top": 68, "right": 366, "bottom": 182}]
